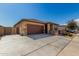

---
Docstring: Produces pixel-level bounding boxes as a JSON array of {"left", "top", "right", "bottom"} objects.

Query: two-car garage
[{"left": 27, "top": 24, "right": 44, "bottom": 34}]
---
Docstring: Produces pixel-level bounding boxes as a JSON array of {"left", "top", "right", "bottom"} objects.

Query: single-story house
[{"left": 14, "top": 19, "right": 60, "bottom": 35}]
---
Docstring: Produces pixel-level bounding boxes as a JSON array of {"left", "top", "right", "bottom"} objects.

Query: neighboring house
[{"left": 57, "top": 25, "right": 66, "bottom": 35}]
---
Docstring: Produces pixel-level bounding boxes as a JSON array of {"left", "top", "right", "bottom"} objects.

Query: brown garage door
[{"left": 27, "top": 24, "right": 44, "bottom": 34}]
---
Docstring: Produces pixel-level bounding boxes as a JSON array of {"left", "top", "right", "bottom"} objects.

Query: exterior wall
[
  {"left": 4, "top": 27, "right": 11, "bottom": 35},
  {"left": 14, "top": 22, "right": 24, "bottom": 35},
  {"left": 0, "top": 27, "right": 4, "bottom": 36},
  {"left": 46, "top": 23, "right": 59, "bottom": 34},
  {"left": 57, "top": 26, "right": 66, "bottom": 35},
  {"left": 11, "top": 27, "right": 17, "bottom": 34},
  {"left": 47, "top": 24, "right": 51, "bottom": 34},
  {"left": 58, "top": 26, "right": 65, "bottom": 30},
  {"left": 4, "top": 27, "right": 17, "bottom": 35},
  {"left": 0, "top": 27, "right": 17, "bottom": 36}
]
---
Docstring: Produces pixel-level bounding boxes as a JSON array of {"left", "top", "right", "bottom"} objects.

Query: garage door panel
[{"left": 27, "top": 24, "right": 44, "bottom": 34}]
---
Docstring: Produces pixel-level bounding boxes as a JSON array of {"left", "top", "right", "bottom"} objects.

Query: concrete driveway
[{"left": 0, "top": 34, "right": 70, "bottom": 56}]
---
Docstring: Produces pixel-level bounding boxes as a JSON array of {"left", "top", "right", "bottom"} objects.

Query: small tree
[{"left": 67, "top": 20, "right": 78, "bottom": 30}]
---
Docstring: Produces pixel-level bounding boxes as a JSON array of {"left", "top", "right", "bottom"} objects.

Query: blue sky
[{"left": 0, "top": 3, "right": 79, "bottom": 27}]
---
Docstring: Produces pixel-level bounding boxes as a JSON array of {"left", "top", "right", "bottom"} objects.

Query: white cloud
[
  {"left": 74, "top": 18, "right": 79, "bottom": 26},
  {"left": 74, "top": 19, "right": 79, "bottom": 21}
]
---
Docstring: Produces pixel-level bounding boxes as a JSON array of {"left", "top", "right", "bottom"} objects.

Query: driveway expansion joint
[
  {"left": 56, "top": 37, "right": 73, "bottom": 56},
  {"left": 23, "top": 40, "right": 58, "bottom": 56}
]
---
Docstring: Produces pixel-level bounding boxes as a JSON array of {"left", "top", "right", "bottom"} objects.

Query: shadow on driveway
[{"left": 27, "top": 34, "right": 52, "bottom": 40}]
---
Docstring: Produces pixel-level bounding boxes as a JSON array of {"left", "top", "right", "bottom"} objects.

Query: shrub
[{"left": 63, "top": 31, "right": 73, "bottom": 37}]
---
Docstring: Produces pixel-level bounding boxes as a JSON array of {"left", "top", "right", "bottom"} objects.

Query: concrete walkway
[
  {"left": 0, "top": 34, "right": 71, "bottom": 56},
  {"left": 58, "top": 35, "right": 79, "bottom": 56}
]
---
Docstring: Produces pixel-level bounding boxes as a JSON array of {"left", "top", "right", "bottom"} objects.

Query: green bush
[{"left": 63, "top": 31, "right": 73, "bottom": 37}]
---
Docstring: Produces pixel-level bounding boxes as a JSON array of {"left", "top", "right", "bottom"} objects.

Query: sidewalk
[{"left": 58, "top": 35, "right": 79, "bottom": 56}]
